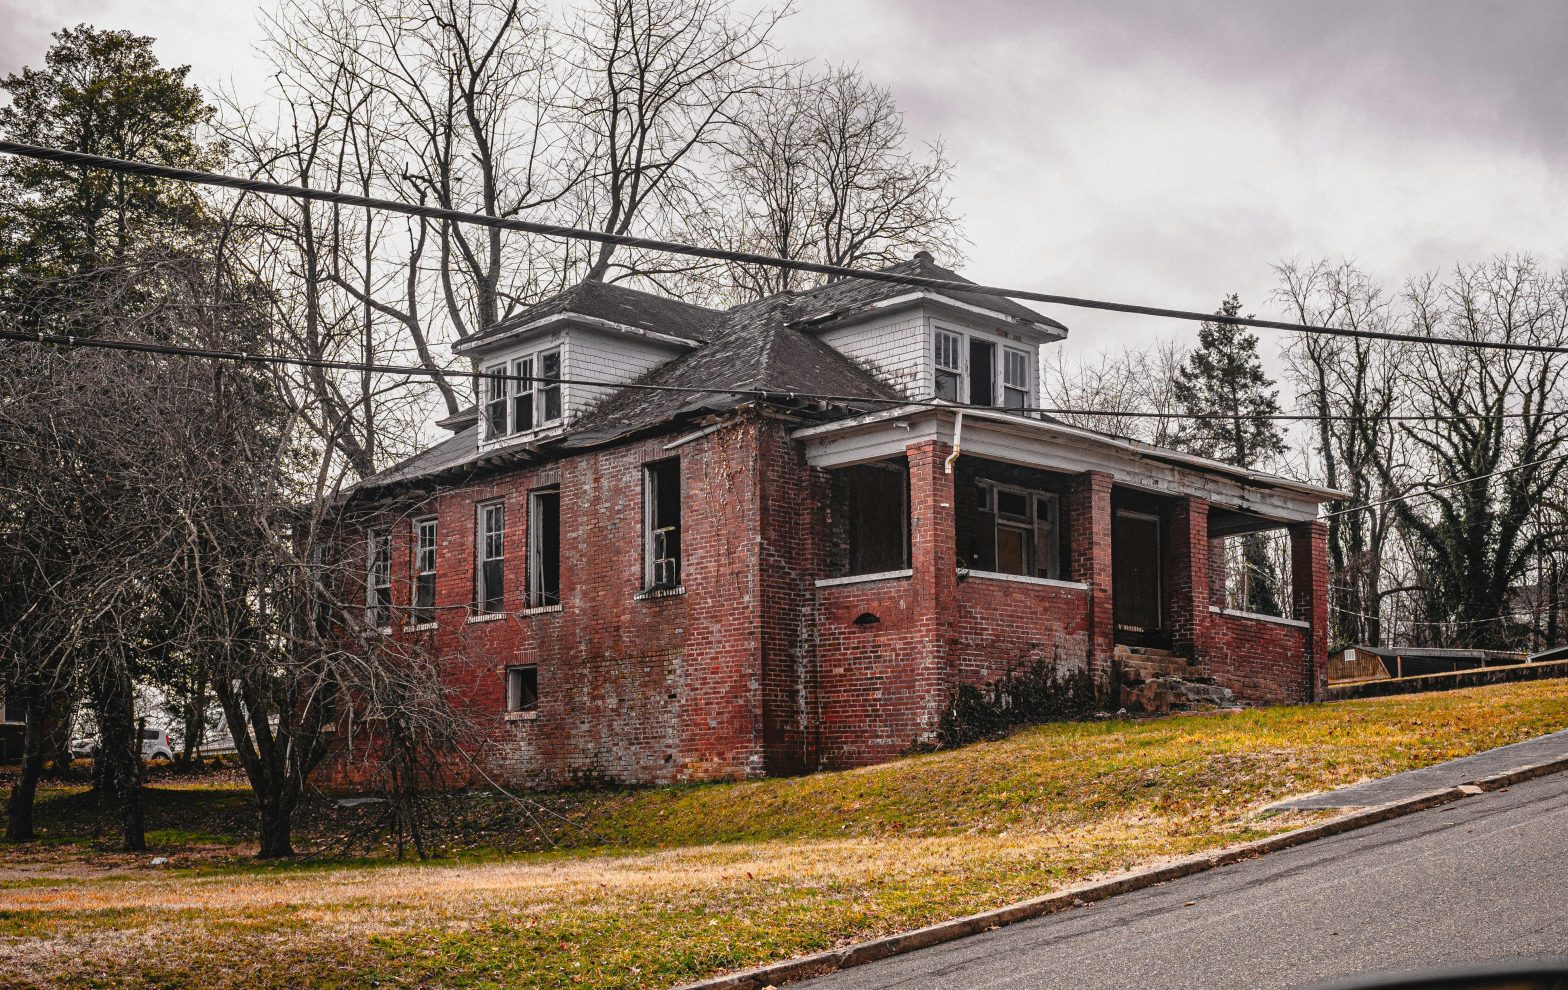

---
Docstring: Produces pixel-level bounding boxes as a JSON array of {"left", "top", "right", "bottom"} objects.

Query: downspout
[{"left": 944, "top": 410, "right": 964, "bottom": 473}]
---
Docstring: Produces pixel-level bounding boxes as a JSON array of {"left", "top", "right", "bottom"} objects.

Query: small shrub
[{"left": 937, "top": 656, "right": 1099, "bottom": 748}]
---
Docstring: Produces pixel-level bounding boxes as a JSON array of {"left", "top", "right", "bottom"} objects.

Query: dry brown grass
[{"left": 2, "top": 679, "right": 1566, "bottom": 990}]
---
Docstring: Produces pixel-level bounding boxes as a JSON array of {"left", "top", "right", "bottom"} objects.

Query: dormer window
[
  {"left": 482, "top": 346, "right": 563, "bottom": 440},
  {"left": 1003, "top": 347, "right": 1031, "bottom": 409},
  {"left": 934, "top": 329, "right": 962, "bottom": 401}
]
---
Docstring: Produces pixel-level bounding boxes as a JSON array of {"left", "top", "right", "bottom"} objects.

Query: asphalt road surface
[{"left": 801, "top": 771, "right": 1568, "bottom": 990}]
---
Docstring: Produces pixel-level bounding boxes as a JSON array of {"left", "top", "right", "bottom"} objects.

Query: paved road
[
  {"left": 1272, "top": 728, "right": 1568, "bottom": 810},
  {"left": 801, "top": 771, "right": 1568, "bottom": 990}
]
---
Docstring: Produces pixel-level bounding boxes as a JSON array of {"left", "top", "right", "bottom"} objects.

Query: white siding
[
  {"left": 817, "top": 304, "right": 1045, "bottom": 406},
  {"left": 816, "top": 310, "right": 929, "bottom": 398},
  {"left": 565, "top": 329, "right": 683, "bottom": 419}
]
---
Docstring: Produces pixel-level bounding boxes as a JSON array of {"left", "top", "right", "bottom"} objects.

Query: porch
[{"left": 799, "top": 406, "right": 1340, "bottom": 763}]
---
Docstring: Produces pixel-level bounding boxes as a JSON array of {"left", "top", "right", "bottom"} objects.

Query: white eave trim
[
  {"left": 454, "top": 313, "right": 703, "bottom": 355},
  {"left": 793, "top": 404, "right": 1348, "bottom": 505},
  {"left": 798, "top": 291, "right": 1068, "bottom": 341}
]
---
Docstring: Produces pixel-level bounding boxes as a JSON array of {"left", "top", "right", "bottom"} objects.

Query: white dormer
[
  {"left": 804, "top": 292, "right": 1066, "bottom": 411},
  {"left": 452, "top": 282, "right": 714, "bottom": 451}
]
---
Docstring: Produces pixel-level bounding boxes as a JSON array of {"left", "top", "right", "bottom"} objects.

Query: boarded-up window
[{"left": 842, "top": 461, "right": 910, "bottom": 575}]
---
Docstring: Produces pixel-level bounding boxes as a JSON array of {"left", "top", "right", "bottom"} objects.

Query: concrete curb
[{"left": 673, "top": 755, "right": 1568, "bottom": 990}]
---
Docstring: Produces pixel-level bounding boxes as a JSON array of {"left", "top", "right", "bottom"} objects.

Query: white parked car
[{"left": 69, "top": 727, "right": 176, "bottom": 763}]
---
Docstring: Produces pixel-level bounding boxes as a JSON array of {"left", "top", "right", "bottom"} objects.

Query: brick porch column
[
  {"left": 906, "top": 439, "right": 957, "bottom": 743},
  {"left": 1208, "top": 538, "right": 1229, "bottom": 607},
  {"left": 1168, "top": 497, "right": 1212, "bottom": 661},
  {"left": 1067, "top": 471, "right": 1114, "bottom": 686},
  {"left": 1290, "top": 519, "right": 1330, "bottom": 701}
]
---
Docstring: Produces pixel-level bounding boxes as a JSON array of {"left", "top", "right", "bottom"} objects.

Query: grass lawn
[{"left": 2, "top": 679, "right": 1567, "bottom": 990}]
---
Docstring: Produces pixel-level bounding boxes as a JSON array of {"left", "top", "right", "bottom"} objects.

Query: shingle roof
[
  {"left": 353, "top": 255, "right": 1065, "bottom": 493},
  {"left": 458, "top": 279, "right": 724, "bottom": 349},
  {"left": 788, "top": 253, "right": 1068, "bottom": 333}
]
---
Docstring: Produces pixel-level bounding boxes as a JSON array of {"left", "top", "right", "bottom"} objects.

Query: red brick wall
[
  {"left": 324, "top": 417, "right": 782, "bottom": 790},
  {"left": 1205, "top": 609, "right": 1312, "bottom": 703},
  {"left": 952, "top": 575, "right": 1092, "bottom": 686},
  {"left": 814, "top": 575, "right": 931, "bottom": 767}
]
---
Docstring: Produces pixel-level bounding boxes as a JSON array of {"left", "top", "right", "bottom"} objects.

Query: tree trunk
[
  {"left": 5, "top": 698, "right": 47, "bottom": 842},
  {"left": 93, "top": 670, "right": 146, "bottom": 851},
  {"left": 257, "top": 792, "right": 295, "bottom": 858}
]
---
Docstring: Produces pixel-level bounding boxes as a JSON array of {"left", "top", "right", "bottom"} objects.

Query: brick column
[
  {"left": 1208, "top": 537, "right": 1229, "bottom": 607},
  {"left": 906, "top": 440, "right": 957, "bottom": 744},
  {"left": 1290, "top": 519, "right": 1330, "bottom": 701},
  {"left": 1067, "top": 471, "right": 1114, "bottom": 688},
  {"left": 1167, "top": 497, "right": 1211, "bottom": 661}
]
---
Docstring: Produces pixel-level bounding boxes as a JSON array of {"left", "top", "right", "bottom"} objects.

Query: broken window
[
  {"left": 1003, "top": 347, "right": 1031, "bottom": 409},
  {"left": 643, "top": 459, "right": 682, "bottom": 589},
  {"left": 528, "top": 487, "right": 561, "bottom": 607},
  {"left": 506, "top": 665, "right": 538, "bottom": 713},
  {"left": 969, "top": 337, "right": 995, "bottom": 406},
  {"left": 411, "top": 517, "right": 437, "bottom": 624},
  {"left": 934, "top": 328, "right": 963, "bottom": 401},
  {"left": 841, "top": 460, "right": 910, "bottom": 575},
  {"left": 511, "top": 355, "right": 535, "bottom": 432},
  {"left": 539, "top": 348, "right": 562, "bottom": 424},
  {"left": 482, "top": 364, "right": 508, "bottom": 439},
  {"left": 366, "top": 530, "right": 392, "bottom": 629},
  {"left": 975, "top": 483, "right": 1059, "bottom": 579},
  {"left": 476, "top": 501, "right": 505, "bottom": 614}
]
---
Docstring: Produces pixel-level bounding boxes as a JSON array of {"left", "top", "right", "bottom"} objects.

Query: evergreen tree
[{"left": 1173, "top": 294, "right": 1287, "bottom": 615}]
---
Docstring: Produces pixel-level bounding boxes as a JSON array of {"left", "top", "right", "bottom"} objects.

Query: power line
[
  {"left": 7, "top": 140, "right": 1568, "bottom": 358},
  {"left": 1324, "top": 451, "right": 1568, "bottom": 518},
  {"left": 5, "top": 326, "right": 1561, "bottom": 425}
]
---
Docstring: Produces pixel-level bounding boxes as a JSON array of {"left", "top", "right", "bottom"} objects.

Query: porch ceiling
[{"left": 793, "top": 405, "right": 1346, "bottom": 524}]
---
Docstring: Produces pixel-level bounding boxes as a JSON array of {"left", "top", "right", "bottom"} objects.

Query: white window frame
[
  {"left": 412, "top": 517, "right": 437, "bottom": 622},
  {"left": 506, "top": 665, "right": 538, "bottom": 713},
  {"left": 482, "top": 363, "right": 508, "bottom": 439},
  {"left": 476, "top": 500, "right": 506, "bottom": 614},
  {"left": 1, "top": 695, "right": 23, "bottom": 725},
  {"left": 933, "top": 328, "right": 964, "bottom": 402},
  {"left": 482, "top": 346, "right": 564, "bottom": 441},
  {"left": 366, "top": 529, "right": 393, "bottom": 630},
  {"left": 643, "top": 460, "right": 682, "bottom": 590},
  {"left": 1003, "top": 347, "right": 1031, "bottom": 410},
  {"left": 977, "top": 481, "right": 1060, "bottom": 580}
]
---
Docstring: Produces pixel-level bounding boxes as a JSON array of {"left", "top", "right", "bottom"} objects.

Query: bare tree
[
  {"left": 1277, "top": 260, "right": 1407, "bottom": 647},
  {"left": 569, "top": 0, "right": 787, "bottom": 284},
  {"left": 1038, "top": 338, "right": 1184, "bottom": 445},
  {"left": 711, "top": 64, "right": 962, "bottom": 298}
]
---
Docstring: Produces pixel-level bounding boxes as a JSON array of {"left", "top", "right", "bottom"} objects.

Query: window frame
[
  {"left": 366, "top": 529, "right": 393, "bottom": 630},
  {"left": 505, "top": 665, "right": 538, "bottom": 714},
  {"left": 527, "top": 486, "right": 561, "bottom": 608},
  {"left": 933, "top": 327, "right": 964, "bottom": 402},
  {"left": 482, "top": 363, "right": 508, "bottom": 439},
  {"left": 411, "top": 517, "right": 438, "bottom": 624},
  {"left": 643, "top": 459, "right": 683, "bottom": 591},
  {"left": 975, "top": 481, "right": 1060, "bottom": 580},
  {"left": 1003, "top": 347, "right": 1031, "bottom": 410},
  {"left": 475, "top": 500, "right": 506, "bottom": 615},
  {"left": 482, "top": 345, "right": 564, "bottom": 442}
]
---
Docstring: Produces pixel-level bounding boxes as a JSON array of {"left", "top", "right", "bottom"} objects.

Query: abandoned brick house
[{"left": 331, "top": 253, "right": 1340, "bottom": 788}]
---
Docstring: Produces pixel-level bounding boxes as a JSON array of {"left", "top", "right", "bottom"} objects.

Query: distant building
[{"left": 325, "top": 254, "right": 1339, "bottom": 789}]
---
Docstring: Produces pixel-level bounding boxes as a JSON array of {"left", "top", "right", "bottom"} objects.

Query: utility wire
[
  {"left": 5, "top": 326, "right": 1561, "bottom": 425},
  {"left": 1324, "top": 451, "right": 1568, "bottom": 517},
  {"left": 8, "top": 140, "right": 1568, "bottom": 358}
]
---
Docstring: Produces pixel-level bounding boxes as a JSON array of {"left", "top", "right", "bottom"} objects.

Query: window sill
[
  {"left": 960, "top": 570, "right": 1089, "bottom": 591},
  {"left": 635, "top": 585, "right": 686, "bottom": 601},
  {"left": 815, "top": 569, "right": 914, "bottom": 589},
  {"left": 402, "top": 621, "right": 438, "bottom": 633},
  {"left": 521, "top": 603, "right": 563, "bottom": 616},
  {"left": 1208, "top": 605, "right": 1310, "bottom": 629},
  {"left": 466, "top": 612, "right": 508, "bottom": 624},
  {"left": 503, "top": 710, "right": 539, "bottom": 722}
]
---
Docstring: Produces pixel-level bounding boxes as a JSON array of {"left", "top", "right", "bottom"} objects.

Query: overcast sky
[{"left": 4, "top": 0, "right": 1566, "bottom": 368}]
